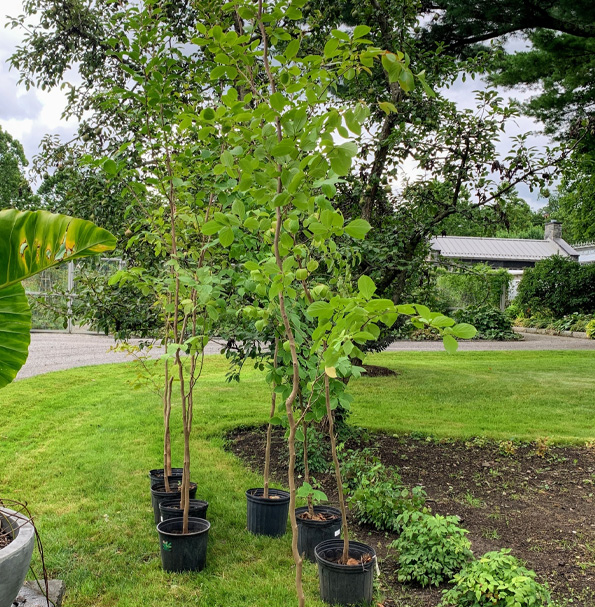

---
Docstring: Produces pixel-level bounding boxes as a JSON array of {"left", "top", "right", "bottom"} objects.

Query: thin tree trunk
[
  {"left": 263, "top": 338, "right": 279, "bottom": 499},
  {"left": 302, "top": 416, "right": 314, "bottom": 517},
  {"left": 324, "top": 374, "right": 349, "bottom": 564},
  {"left": 258, "top": 3, "right": 304, "bottom": 603}
]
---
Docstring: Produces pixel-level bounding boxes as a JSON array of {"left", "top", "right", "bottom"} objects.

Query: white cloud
[{"left": 1, "top": 0, "right": 76, "bottom": 167}]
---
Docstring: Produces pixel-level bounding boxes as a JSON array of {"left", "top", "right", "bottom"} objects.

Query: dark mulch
[
  {"left": 363, "top": 364, "right": 398, "bottom": 377},
  {"left": 226, "top": 426, "right": 595, "bottom": 607}
]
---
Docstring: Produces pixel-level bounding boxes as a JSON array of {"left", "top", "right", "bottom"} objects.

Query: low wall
[{"left": 513, "top": 327, "right": 589, "bottom": 340}]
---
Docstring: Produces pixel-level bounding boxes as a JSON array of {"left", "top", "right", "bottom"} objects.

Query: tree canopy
[{"left": 0, "top": 127, "right": 37, "bottom": 210}]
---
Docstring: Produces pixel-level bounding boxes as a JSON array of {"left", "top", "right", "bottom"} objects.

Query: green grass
[{"left": 1, "top": 350, "right": 594, "bottom": 606}]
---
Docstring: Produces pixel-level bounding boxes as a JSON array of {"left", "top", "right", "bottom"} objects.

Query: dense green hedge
[{"left": 516, "top": 255, "right": 595, "bottom": 318}]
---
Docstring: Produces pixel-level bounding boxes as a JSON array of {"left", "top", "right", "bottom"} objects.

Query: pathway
[{"left": 17, "top": 330, "right": 595, "bottom": 380}]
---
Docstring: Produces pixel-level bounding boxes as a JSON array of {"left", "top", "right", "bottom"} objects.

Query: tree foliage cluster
[
  {"left": 7, "top": 0, "right": 585, "bottom": 336},
  {"left": 516, "top": 255, "right": 595, "bottom": 318}
]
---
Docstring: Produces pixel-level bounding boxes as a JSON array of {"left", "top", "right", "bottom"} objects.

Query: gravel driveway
[{"left": 16, "top": 330, "right": 595, "bottom": 380}]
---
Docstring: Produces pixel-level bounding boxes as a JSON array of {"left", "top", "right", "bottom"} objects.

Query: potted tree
[
  {"left": 0, "top": 209, "right": 116, "bottom": 607},
  {"left": 245, "top": 338, "right": 291, "bottom": 537}
]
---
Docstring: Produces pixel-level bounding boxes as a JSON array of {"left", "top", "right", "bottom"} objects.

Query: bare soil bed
[{"left": 227, "top": 426, "right": 595, "bottom": 606}]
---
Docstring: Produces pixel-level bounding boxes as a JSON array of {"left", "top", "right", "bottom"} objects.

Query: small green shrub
[
  {"left": 551, "top": 313, "right": 592, "bottom": 332},
  {"left": 504, "top": 302, "right": 524, "bottom": 321},
  {"left": 341, "top": 449, "right": 426, "bottom": 531},
  {"left": 440, "top": 549, "right": 552, "bottom": 606},
  {"left": 453, "top": 305, "right": 518, "bottom": 340},
  {"left": 587, "top": 319, "right": 595, "bottom": 339},
  {"left": 390, "top": 511, "right": 473, "bottom": 587}
]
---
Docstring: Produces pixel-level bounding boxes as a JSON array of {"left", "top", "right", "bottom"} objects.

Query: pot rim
[
  {"left": 314, "top": 539, "right": 376, "bottom": 572},
  {"left": 0, "top": 507, "right": 35, "bottom": 563},
  {"left": 156, "top": 517, "right": 210, "bottom": 538},
  {"left": 246, "top": 487, "right": 290, "bottom": 504},
  {"left": 160, "top": 498, "right": 209, "bottom": 510},
  {"left": 151, "top": 481, "right": 197, "bottom": 496},
  {"left": 148, "top": 467, "right": 184, "bottom": 476},
  {"left": 295, "top": 505, "right": 342, "bottom": 526}
]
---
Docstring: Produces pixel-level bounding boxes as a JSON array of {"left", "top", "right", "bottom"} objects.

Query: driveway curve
[{"left": 17, "top": 330, "right": 595, "bottom": 381}]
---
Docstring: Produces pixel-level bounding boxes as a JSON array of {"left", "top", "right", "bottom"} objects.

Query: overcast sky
[{"left": 0, "top": 1, "right": 549, "bottom": 208}]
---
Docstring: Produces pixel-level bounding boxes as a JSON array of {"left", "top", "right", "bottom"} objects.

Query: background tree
[
  {"left": 10, "top": 0, "right": 573, "bottom": 324},
  {"left": 0, "top": 127, "right": 38, "bottom": 210}
]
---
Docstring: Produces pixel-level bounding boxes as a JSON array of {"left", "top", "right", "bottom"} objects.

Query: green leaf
[
  {"left": 285, "top": 38, "right": 300, "bottom": 60},
  {"left": 398, "top": 68, "right": 415, "bottom": 93},
  {"left": 0, "top": 210, "right": 117, "bottom": 289},
  {"left": 307, "top": 301, "right": 332, "bottom": 318},
  {"left": 431, "top": 315, "right": 455, "bottom": 328},
  {"left": 0, "top": 283, "right": 31, "bottom": 389},
  {"left": 221, "top": 150, "right": 234, "bottom": 168},
  {"left": 442, "top": 334, "right": 458, "bottom": 354},
  {"left": 358, "top": 274, "right": 376, "bottom": 299},
  {"left": 243, "top": 217, "right": 259, "bottom": 231},
  {"left": 201, "top": 220, "right": 221, "bottom": 235},
  {"left": 323, "top": 38, "right": 340, "bottom": 58},
  {"left": 451, "top": 323, "right": 477, "bottom": 339},
  {"left": 414, "top": 304, "right": 431, "bottom": 320},
  {"left": 329, "top": 150, "right": 352, "bottom": 176},
  {"left": 338, "top": 141, "right": 358, "bottom": 157},
  {"left": 103, "top": 158, "right": 118, "bottom": 175},
  {"left": 218, "top": 226, "right": 234, "bottom": 247},
  {"left": 378, "top": 101, "right": 398, "bottom": 115},
  {"left": 353, "top": 25, "right": 371, "bottom": 39},
  {"left": 270, "top": 92, "right": 288, "bottom": 112},
  {"left": 201, "top": 107, "right": 216, "bottom": 121},
  {"left": 0, "top": 210, "right": 116, "bottom": 388},
  {"left": 344, "top": 218, "right": 371, "bottom": 239},
  {"left": 272, "top": 140, "right": 295, "bottom": 157}
]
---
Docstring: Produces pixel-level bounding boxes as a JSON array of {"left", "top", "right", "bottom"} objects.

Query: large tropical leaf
[
  {"left": 0, "top": 209, "right": 117, "bottom": 289},
  {"left": 0, "top": 283, "right": 31, "bottom": 388},
  {"left": 0, "top": 209, "right": 117, "bottom": 388}
]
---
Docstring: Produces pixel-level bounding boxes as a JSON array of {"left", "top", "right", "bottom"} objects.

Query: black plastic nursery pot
[
  {"left": 156, "top": 517, "right": 210, "bottom": 573},
  {"left": 245, "top": 488, "right": 290, "bottom": 537},
  {"left": 159, "top": 498, "right": 209, "bottom": 523},
  {"left": 314, "top": 539, "right": 377, "bottom": 606},
  {"left": 151, "top": 482, "right": 197, "bottom": 524},
  {"left": 295, "top": 506, "right": 342, "bottom": 562},
  {"left": 148, "top": 468, "right": 183, "bottom": 489}
]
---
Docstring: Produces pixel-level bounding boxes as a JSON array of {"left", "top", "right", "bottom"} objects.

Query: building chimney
[{"left": 544, "top": 220, "right": 562, "bottom": 240}]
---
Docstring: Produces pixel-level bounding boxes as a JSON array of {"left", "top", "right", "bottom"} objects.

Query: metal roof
[{"left": 430, "top": 236, "right": 579, "bottom": 262}]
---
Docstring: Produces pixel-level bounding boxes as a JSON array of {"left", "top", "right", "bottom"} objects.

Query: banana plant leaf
[
  {"left": 0, "top": 283, "right": 31, "bottom": 388},
  {"left": 0, "top": 209, "right": 117, "bottom": 388},
  {"left": 0, "top": 209, "right": 117, "bottom": 289}
]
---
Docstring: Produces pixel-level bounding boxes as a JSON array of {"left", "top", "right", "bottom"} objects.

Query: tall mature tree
[
  {"left": 423, "top": 1, "right": 595, "bottom": 240},
  {"left": 10, "top": 0, "right": 572, "bottom": 309},
  {"left": 0, "top": 127, "right": 38, "bottom": 210},
  {"left": 302, "top": 0, "right": 570, "bottom": 305}
]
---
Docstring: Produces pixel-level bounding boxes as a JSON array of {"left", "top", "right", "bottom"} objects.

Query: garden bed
[{"left": 228, "top": 426, "right": 595, "bottom": 606}]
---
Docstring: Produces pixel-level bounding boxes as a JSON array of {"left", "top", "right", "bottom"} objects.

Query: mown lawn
[{"left": 1, "top": 351, "right": 594, "bottom": 607}]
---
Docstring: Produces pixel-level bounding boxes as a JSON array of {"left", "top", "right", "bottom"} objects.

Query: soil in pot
[
  {"left": 295, "top": 505, "right": 342, "bottom": 562},
  {"left": 149, "top": 468, "right": 183, "bottom": 489},
  {"left": 151, "top": 481, "right": 197, "bottom": 524},
  {"left": 245, "top": 488, "right": 290, "bottom": 537},
  {"left": 0, "top": 529, "right": 12, "bottom": 550},
  {"left": 314, "top": 539, "right": 376, "bottom": 606},
  {"left": 159, "top": 499, "right": 208, "bottom": 522},
  {"left": 0, "top": 508, "right": 36, "bottom": 607},
  {"left": 156, "top": 516, "right": 210, "bottom": 573}
]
